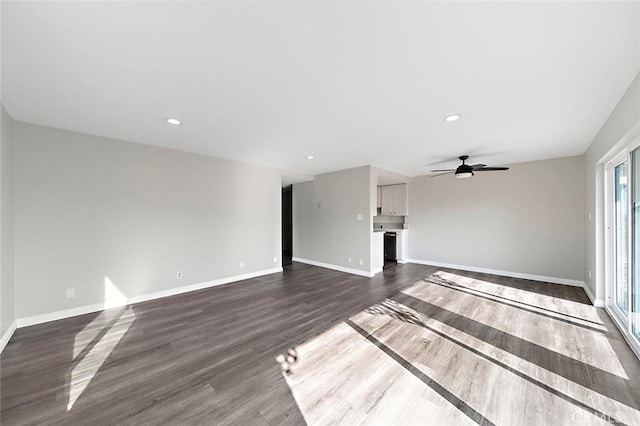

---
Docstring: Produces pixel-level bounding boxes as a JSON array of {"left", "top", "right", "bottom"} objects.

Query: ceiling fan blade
[
  {"left": 430, "top": 169, "right": 455, "bottom": 172},
  {"left": 430, "top": 171, "right": 454, "bottom": 178},
  {"left": 475, "top": 167, "right": 509, "bottom": 171},
  {"left": 471, "top": 164, "right": 487, "bottom": 170}
]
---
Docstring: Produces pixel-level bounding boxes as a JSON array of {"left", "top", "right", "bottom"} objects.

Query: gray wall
[
  {"left": 293, "top": 166, "right": 372, "bottom": 273},
  {"left": 584, "top": 72, "right": 640, "bottom": 301},
  {"left": 14, "top": 122, "right": 281, "bottom": 319},
  {"left": 409, "top": 156, "right": 585, "bottom": 281},
  {"left": 1, "top": 105, "right": 15, "bottom": 336}
]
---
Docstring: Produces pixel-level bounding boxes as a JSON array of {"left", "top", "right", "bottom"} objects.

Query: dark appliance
[{"left": 384, "top": 232, "right": 397, "bottom": 263}]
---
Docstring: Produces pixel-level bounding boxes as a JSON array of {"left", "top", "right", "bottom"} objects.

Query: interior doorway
[{"left": 282, "top": 186, "right": 292, "bottom": 266}]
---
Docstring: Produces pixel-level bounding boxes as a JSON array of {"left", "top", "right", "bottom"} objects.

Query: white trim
[
  {"left": 15, "top": 267, "right": 283, "bottom": 328},
  {"left": 407, "top": 259, "right": 585, "bottom": 287},
  {"left": 292, "top": 257, "right": 374, "bottom": 277},
  {"left": 17, "top": 304, "right": 106, "bottom": 328},
  {"left": 0, "top": 321, "right": 17, "bottom": 353},
  {"left": 582, "top": 282, "right": 606, "bottom": 307},
  {"left": 372, "top": 267, "right": 383, "bottom": 275}
]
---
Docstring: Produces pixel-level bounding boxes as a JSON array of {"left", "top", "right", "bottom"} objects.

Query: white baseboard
[
  {"left": 292, "top": 257, "right": 374, "bottom": 277},
  {"left": 582, "top": 282, "right": 605, "bottom": 307},
  {"left": 0, "top": 321, "right": 17, "bottom": 353},
  {"left": 372, "top": 267, "right": 383, "bottom": 275},
  {"left": 408, "top": 259, "right": 585, "bottom": 288},
  {"left": 16, "top": 267, "right": 283, "bottom": 328},
  {"left": 17, "top": 303, "right": 107, "bottom": 328}
]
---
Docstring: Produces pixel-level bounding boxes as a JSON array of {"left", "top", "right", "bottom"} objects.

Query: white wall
[
  {"left": 1, "top": 105, "right": 15, "bottom": 338},
  {"left": 293, "top": 166, "right": 372, "bottom": 274},
  {"left": 409, "top": 156, "right": 584, "bottom": 282},
  {"left": 584, "top": 71, "right": 640, "bottom": 303},
  {"left": 13, "top": 122, "right": 281, "bottom": 319}
]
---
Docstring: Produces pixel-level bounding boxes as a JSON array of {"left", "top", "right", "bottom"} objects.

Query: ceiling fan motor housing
[{"left": 455, "top": 164, "right": 474, "bottom": 176}]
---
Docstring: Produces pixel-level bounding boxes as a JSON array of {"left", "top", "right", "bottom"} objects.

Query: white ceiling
[{"left": 2, "top": 1, "right": 639, "bottom": 178}]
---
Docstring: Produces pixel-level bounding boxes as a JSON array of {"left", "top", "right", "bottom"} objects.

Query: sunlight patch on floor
[
  {"left": 426, "top": 275, "right": 607, "bottom": 331},
  {"left": 432, "top": 271, "right": 603, "bottom": 324},
  {"left": 67, "top": 306, "right": 135, "bottom": 411},
  {"left": 73, "top": 309, "right": 126, "bottom": 359},
  {"left": 72, "top": 278, "right": 130, "bottom": 360},
  {"left": 402, "top": 279, "right": 627, "bottom": 377},
  {"left": 67, "top": 278, "right": 135, "bottom": 411},
  {"left": 283, "top": 279, "right": 639, "bottom": 425},
  {"left": 282, "top": 321, "right": 475, "bottom": 425},
  {"left": 360, "top": 299, "right": 640, "bottom": 424}
]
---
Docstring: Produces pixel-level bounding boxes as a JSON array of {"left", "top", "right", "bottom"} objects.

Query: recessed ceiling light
[
  {"left": 444, "top": 114, "right": 461, "bottom": 122},
  {"left": 306, "top": 155, "right": 315, "bottom": 160},
  {"left": 165, "top": 117, "right": 181, "bottom": 125}
]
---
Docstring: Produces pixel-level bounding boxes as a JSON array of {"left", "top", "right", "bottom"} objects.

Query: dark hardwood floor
[{"left": 1, "top": 263, "right": 639, "bottom": 425}]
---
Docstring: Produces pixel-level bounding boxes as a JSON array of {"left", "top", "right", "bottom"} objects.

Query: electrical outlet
[
  {"left": 273, "top": 256, "right": 278, "bottom": 264},
  {"left": 588, "top": 212, "right": 592, "bottom": 221},
  {"left": 359, "top": 258, "right": 363, "bottom": 265},
  {"left": 348, "top": 257, "right": 352, "bottom": 263},
  {"left": 588, "top": 270, "right": 592, "bottom": 279},
  {"left": 66, "top": 288, "right": 75, "bottom": 298},
  {"left": 356, "top": 213, "right": 363, "bottom": 221},
  {"left": 177, "top": 271, "right": 183, "bottom": 279},
  {"left": 239, "top": 261, "right": 244, "bottom": 268}
]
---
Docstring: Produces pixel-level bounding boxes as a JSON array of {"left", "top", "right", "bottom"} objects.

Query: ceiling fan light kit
[
  {"left": 455, "top": 171, "right": 474, "bottom": 179},
  {"left": 431, "top": 155, "right": 509, "bottom": 178}
]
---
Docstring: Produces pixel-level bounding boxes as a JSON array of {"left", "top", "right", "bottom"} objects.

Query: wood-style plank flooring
[{"left": 2, "top": 263, "right": 640, "bottom": 425}]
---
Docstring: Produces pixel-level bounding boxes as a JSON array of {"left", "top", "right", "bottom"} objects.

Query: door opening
[{"left": 282, "top": 186, "right": 293, "bottom": 266}]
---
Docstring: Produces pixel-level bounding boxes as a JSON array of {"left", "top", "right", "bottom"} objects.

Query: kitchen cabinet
[
  {"left": 379, "top": 184, "right": 407, "bottom": 216},
  {"left": 393, "top": 185, "right": 407, "bottom": 215},
  {"left": 380, "top": 186, "right": 394, "bottom": 214},
  {"left": 377, "top": 187, "right": 382, "bottom": 208}
]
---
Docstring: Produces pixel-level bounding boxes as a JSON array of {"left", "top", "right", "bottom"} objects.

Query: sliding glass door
[
  {"left": 632, "top": 151, "right": 640, "bottom": 340},
  {"left": 607, "top": 149, "right": 640, "bottom": 354},
  {"left": 613, "top": 159, "right": 629, "bottom": 317}
]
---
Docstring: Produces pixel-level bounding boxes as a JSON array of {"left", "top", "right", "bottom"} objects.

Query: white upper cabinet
[
  {"left": 379, "top": 184, "right": 407, "bottom": 216},
  {"left": 377, "top": 187, "right": 382, "bottom": 208},
  {"left": 393, "top": 184, "right": 406, "bottom": 215},
  {"left": 381, "top": 186, "right": 394, "bottom": 215}
]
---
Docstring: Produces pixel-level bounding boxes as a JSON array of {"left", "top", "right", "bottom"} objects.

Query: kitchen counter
[
  {"left": 371, "top": 231, "right": 384, "bottom": 273},
  {"left": 373, "top": 228, "right": 407, "bottom": 233}
]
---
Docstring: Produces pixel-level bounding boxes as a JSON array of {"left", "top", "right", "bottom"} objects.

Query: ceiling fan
[{"left": 430, "top": 155, "right": 509, "bottom": 178}]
